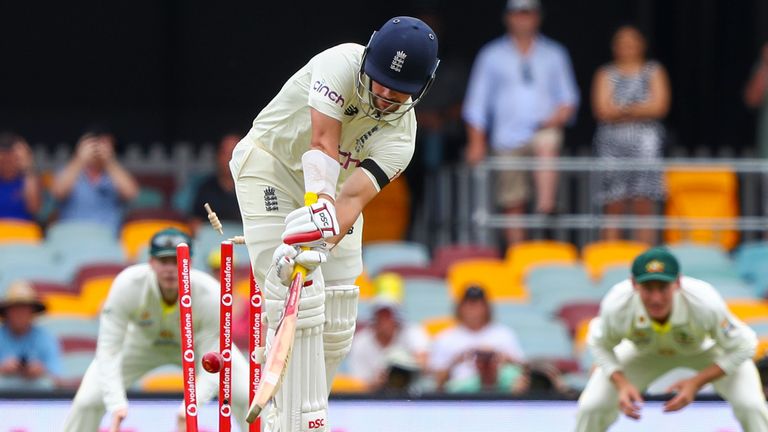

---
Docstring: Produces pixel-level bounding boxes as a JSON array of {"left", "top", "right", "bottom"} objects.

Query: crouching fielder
[
  {"left": 62, "top": 228, "right": 251, "bottom": 432},
  {"left": 230, "top": 15, "right": 439, "bottom": 432},
  {"left": 576, "top": 247, "right": 768, "bottom": 432}
]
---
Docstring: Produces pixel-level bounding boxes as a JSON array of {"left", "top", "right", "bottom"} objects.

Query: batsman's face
[
  {"left": 634, "top": 279, "right": 678, "bottom": 321},
  {"left": 150, "top": 256, "right": 179, "bottom": 298},
  {"left": 370, "top": 81, "right": 411, "bottom": 112}
]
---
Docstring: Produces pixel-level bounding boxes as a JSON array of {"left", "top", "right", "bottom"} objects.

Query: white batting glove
[
  {"left": 272, "top": 243, "right": 327, "bottom": 286},
  {"left": 281, "top": 198, "right": 339, "bottom": 247}
]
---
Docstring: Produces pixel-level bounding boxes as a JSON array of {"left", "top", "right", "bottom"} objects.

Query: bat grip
[{"left": 291, "top": 192, "right": 319, "bottom": 280}]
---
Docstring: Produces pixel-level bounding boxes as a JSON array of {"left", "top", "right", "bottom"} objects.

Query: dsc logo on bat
[{"left": 308, "top": 418, "right": 325, "bottom": 429}]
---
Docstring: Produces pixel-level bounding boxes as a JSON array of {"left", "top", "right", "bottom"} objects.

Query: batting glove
[
  {"left": 281, "top": 198, "right": 339, "bottom": 247},
  {"left": 272, "top": 243, "right": 327, "bottom": 286}
]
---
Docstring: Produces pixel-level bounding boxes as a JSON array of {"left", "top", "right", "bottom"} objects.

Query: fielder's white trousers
[
  {"left": 62, "top": 345, "right": 251, "bottom": 432},
  {"left": 576, "top": 346, "right": 768, "bottom": 432}
]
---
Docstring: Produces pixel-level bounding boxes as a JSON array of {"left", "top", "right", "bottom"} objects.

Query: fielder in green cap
[
  {"left": 63, "top": 228, "right": 252, "bottom": 432},
  {"left": 576, "top": 247, "right": 768, "bottom": 431}
]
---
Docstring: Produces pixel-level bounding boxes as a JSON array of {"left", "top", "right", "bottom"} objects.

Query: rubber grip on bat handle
[{"left": 291, "top": 192, "right": 319, "bottom": 280}]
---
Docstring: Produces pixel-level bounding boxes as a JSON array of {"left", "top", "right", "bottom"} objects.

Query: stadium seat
[
  {"left": 330, "top": 374, "right": 369, "bottom": 394},
  {"left": 748, "top": 320, "right": 768, "bottom": 338},
  {"left": 402, "top": 277, "right": 452, "bottom": 322},
  {"left": 171, "top": 174, "right": 205, "bottom": 214},
  {"left": 72, "top": 263, "right": 126, "bottom": 294},
  {"left": 37, "top": 316, "right": 100, "bottom": 338},
  {"left": 139, "top": 367, "right": 184, "bottom": 392},
  {"left": 31, "top": 281, "right": 72, "bottom": 296},
  {"left": 494, "top": 303, "right": 552, "bottom": 330},
  {"left": 0, "top": 218, "right": 43, "bottom": 245},
  {"left": 377, "top": 265, "right": 443, "bottom": 278},
  {"left": 356, "top": 271, "right": 375, "bottom": 300},
  {"left": 727, "top": 300, "right": 768, "bottom": 323},
  {"left": 362, "top": 241, "right": 430, "bottom": 277},
  {"left": 57, "top": 245, "right": 126, "bottom": 280},
  {"left": 581, "top": 240, "right": 648, "bottom": 280},
  {"left": 556, "top": 302, "right": 601, "bottom": 337},
  {"left": 361, "top": 176, "right": 410, "bottom": 243},
  {"left": 664, "top": 167, "right": 739, "bottom": 250},
  {"left": 59, "top": 352, "right": 95, "bottom": 385},
  {"left": 0, "top": 244, "right": 57, "bottom": 269},
  {"left": 505, "top": 240, "right": 578, "bottom": 286},
  {"left": 666, "top": 243, "right": 739, "bottom": 280},
  {"left": 120, "top": 219, "right": 190, "bottom": 261},
  {"left": 573, "top": 318, "right": 593, "bottom": 354},
  {"left": 422, "top": 316, "right": 456, "bottom": 338},
  {"left": 432, "top": 244, "right": 500, "bottom": 277},
  {"left": 127, "top": 186, "right": 165, "bottom": 210},
  {"left": 446, "top": 258, "right": 528, "bottom": 302},
  {"left": 515, "top": 320, "right": 573, "bottom": 359},
  {"left": 134, "top": 173, "right": 177, "bottom": 206},
  {"left": 733, "top": 241, "right": 768, "bottom": 297},
  {"left": 46, "top": 221, "right": 115, "bottom": 245},
  {"left": 60, "top": 336, "right": 97, "bottom": 353},
  {"left": 598, "top": 266, "right": 630, "bottom": 292},
  {"left": 526, "top": 265, "right": 600, "bottom": 315},
  {"left": 756, "top": 338, "right": 768, "bottom": 359}
]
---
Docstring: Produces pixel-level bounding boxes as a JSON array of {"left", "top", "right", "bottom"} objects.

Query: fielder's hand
[
  {"left": 273, "top": 243, "right": 327, "bottom": 285},
  {"left": 108, "top": 407, "right": 128, "bottom": 432},
  {"left": 663, "top": 377, "right": 699, "bottom": 412},
  {"left": 617, "top": 383, "right": 644, "bottom": 420},
  {"left": 282, "top": 198, "right": 339, "bottom": 247}
]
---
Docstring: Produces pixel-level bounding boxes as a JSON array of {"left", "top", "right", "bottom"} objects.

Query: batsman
[{"left": 229, "top": 16, "right": 439, "bottom": 432}]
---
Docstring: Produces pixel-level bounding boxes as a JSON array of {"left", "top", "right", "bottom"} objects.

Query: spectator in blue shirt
[
  {"left": 0, "top": 280, "right": 62, "bottom": 389},
  {"left": 463, "top": 0, "right": 579, "bottom": 245},
  {"left": 51, "top": 127, "right": 139, "bottom": 234},
  {"left": 0, "top": 132, "right": 42, "bottom": 221}
]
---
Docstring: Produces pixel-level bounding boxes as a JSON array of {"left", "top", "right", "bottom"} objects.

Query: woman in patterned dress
[{"left": 591, "top": 24, "right": 671, "bottom": 244}]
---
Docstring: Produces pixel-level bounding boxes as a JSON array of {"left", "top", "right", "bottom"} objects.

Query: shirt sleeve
[
  {"left": 96, "top": 270, "right": 137, "bottom": 412},
  {"left": 38, "top": 329, "right": 63, "bottom": 376},
  {"left": 551, "top": 46, "right": 580, "bottom": 110},
  {"left": 462, "top": 47, "right": 495, "bottom": 131},
  {"left": 360, "top": 127, "right": 415, "bottom": 192},
  {"left": 707, "top": 293, "right": 758, "bottom": 374},
  {"left": 587, "top": 314, "right": 624, "bottom": 377},
  {"left": 307, "top": 48, "right": 355, "bottom": 122}
]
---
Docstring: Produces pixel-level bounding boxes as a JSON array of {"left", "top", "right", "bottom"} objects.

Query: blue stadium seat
[
  {"left": 748, "top": 321, "right": 768, "bottom": 337},
  {"left": 362, "top": 241, "right": 430, "bottom": 276},
  {"left": 494, "top": 303, "right": 553, "bottom": 329},
  {"left": 733, "top": 241, "right": 768, "bottom": 297},
  {"left": 37, "top": 316, "right": 100, "bottom": 339},
  {"left": 57, "top": 244, "right": 126, "bottom": 281},
  {"left": 402, "top": 277, "right": 452, "bottom": 322},
  {"left": 526, "top": 265, "right": 602, "bottom": 315},
  {"left": 515, "top": 320, "right": 573, "bottom": 359},
  {"left": 46, "top": 221, "right": 115, "bottom": 244},
  {"left": 598, "top": 266, "right": 630, "bottom": 292},
  {"left": 666, "top": 243, "right": 738, "bottom": 280},
  {"left": 127, "top": 187, "right": 165, "bottom": 210},
  {"left": 59, "top": 352, "right": 95, "bottom": 382}
]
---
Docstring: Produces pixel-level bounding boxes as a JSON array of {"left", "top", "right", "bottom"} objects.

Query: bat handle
[{"left": 291, "top": 192, "right": 319, "bottom": 280}]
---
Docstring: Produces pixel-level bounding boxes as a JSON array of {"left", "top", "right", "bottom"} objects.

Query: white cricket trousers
[
  {"left": 576, "top": 347, "right": 768, "bottom": 432},
  {"left": 62, "top": 345, "right": 251, "bottom": 432}
]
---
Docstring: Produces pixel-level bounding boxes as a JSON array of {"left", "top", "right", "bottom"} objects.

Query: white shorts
[{"left": 230, "top": 139, "right": 363, "bottom": 286}]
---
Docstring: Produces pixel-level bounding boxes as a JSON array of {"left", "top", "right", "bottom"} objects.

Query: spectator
[
  {"left": 0, "top": 280, "right": 62, "bottom": 389},
  {"left": 189, "top": 133, "right": 242, "bottom": 233},
  {"left": 51, "top": 127, "right": 139, "bottom": 234},
  {"left": 592, "top": 25, "right": 670, "bottom": 244},
  {"left": 429, "top": 286, "right": 525, "bottom": 392},
  {"left": 463, "top": 0, "right": 579, "bottom": 245},
  {"left": 744, "top": 41, "right": 768, "bottom": 158},
  {"left": 348, "top": 295, "right": 429, "bottom": 393},
  {"left": 0, "top": 132, "right": 42, "bottom": 221}
]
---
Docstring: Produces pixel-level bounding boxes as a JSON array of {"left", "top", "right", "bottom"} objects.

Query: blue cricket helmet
[{"left": 363, "top": 16, "right": 440, "bottom": 95}]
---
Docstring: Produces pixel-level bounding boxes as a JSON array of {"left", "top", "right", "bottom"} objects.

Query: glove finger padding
[
  {"left": 272, "top": 243, "right": 327, "bottom": 286},
  {"left": 282, "top": 199, "right": 339, "bottom": 247}
]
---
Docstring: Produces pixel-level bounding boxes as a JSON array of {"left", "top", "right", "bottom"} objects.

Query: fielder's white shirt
[
  {"left": 588, "top": 276, "right": 757, "bottom": 377},
  {"left": 96, "top": 264, "right": 222, "bottom": 411},
  {"left": 348, "top": 323, "right": 429, "bottom": 383},
  {"left": 232, "top": 43, "right": 417, "bottom": 194},
  {"left": 429, "top": 323, "right": 526, "bottom": 381}
]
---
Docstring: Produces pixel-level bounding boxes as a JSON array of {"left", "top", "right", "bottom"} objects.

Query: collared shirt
[
  {"left": 231, "top": 43, "right": 416, "bottom": 194},
  {"left": 588, "top": 276, "right": 757, "bottom": 377},
  {"left": 0, "top": 176, "right": 33, "bottom": 220},
  {"left": 462, "top": 35, "right": 579, "bottom": 150},
  {"left": 348, "top": 323, "right": 429, "bottom": 383},
  {"left": 58, "top": 171, "right": 123, "bottom": 234},
  {"left": 0, "top": 324, "right": 62, "bottom": 376}
]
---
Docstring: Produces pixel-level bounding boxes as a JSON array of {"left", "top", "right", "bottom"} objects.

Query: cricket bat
[{"left": 246, "top": 192, "right": 318, "bottom": 423}]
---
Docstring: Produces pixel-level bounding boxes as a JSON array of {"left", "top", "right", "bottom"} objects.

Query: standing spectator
[
  {"left": 429, "top": 286, "right": 525, "bottom": 392},
  {"left": 348, "top": 295, "right": 429, "bottom": 392},
  {"left": 0, "top": 132, "right": 42, "bottom": 221},
  {"left": 745, "top": 41, "right": 768, "bottom": 158},
  {"left": 592, "top": 25, "right": 670, "bottom": 244},
  {"left": 189, "top": 133, "right": 243, "bottom": 233},
  {"left": 0, "top": 280, "right": 62, "bottom": 389},
  {"left": 463, "top": 0, "right": 579, "bottom": 245},
  {"left": 51, "top": 127, "right": 139, "bottom": 234}
]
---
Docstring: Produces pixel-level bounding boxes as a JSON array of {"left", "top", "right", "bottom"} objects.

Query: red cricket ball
[{"left": 202, "top": 351, "right": 223, "bottom": 373}]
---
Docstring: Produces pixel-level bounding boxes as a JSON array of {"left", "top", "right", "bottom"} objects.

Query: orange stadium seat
[
  {"left": 727, "top": 300, "right": 768, "bottom": 323},
  {"left": 446, "top": 258, "right": 528, "bottom": 302},
  {"left": 756, "top": 338, "right": 768, "bottom": 360},
  {"left": 330, "top": 374, "right": 369, "bottom": 394},
  {"left": 356, "top": 271, "right": 376, "bottom": 300},
  {"left": 505, "top": 240, "right": 578, "bottom": 286},
  {"left": 422, "top": 316, "right": 457, "bottom": 338},
  {"left": 0, "top": 218, "right": 43, "bottom": 245},
  {"left": 140, "top": 372, "right": 184, "bottom": 392},
  {"left": 120, "top": 219, "right": 190, "bottom": 261},
  {"left": 43, "top": 292, "right": 91, "bottom": 317},
  {"left": 361, "top": 177, "right": 410, "bottom": 243},
  {"left": 582, "top": 240, "right": 648, "bottom": 281},
  {"left": 664, "top": 166, "right": 739, "bottom": 250}
]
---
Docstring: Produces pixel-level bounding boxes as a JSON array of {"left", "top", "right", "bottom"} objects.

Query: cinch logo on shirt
[{"left": 313, "top": 80, "right": 345, "bottom": 107}]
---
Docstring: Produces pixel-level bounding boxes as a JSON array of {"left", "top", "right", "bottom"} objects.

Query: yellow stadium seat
[
  {"left": 727, "top": 300, "right": 768, "bottom": 323},
  {"left": 235, "top": 278, "right": 251, "bottom": 300},
  {"left": 362, "top": 177, "right": 410, "bottom": 243},
  {"left": 582, "top": 240, "right": 649, "bottom": 280},
  {"left": 120, "top": 219, "right": 190, "bottom": 261},
  {"left": 140, "top": 372, "right": 184, "bottom": 392},
  {"left": 664, "top": 167, "right": 739, "bottom": 250},
  {"left": 422, "top": 316, "right": 456, "bottom": 338},
  {"left": 356, "top": 271, "right": 376, "bottom": 300},
  {"left": 79, "top": 276, "right": 115, "bottom": 315},
  {"left": 446, "top": 259, "right": 528, "bottom": 302},
  {"left": 330, "top": 374, "right": 369, "bottom": 394},
  {"left": 43, "top": 293, "right": 92, "bottom": 317},
  {"left": 505, "top": 240, "right": 578, "bottom": 285},
  {"left": 0, "top": 219, "right": 43, "bottom": 245},
  {"left": 573, "top": 318, "right": 593, "bottom": 354},
  {"left": 756, "top": 338, "right": 768, "bottom": 360}
]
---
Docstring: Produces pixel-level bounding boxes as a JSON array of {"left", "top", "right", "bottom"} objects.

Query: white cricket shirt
[
  {"left": 232, "top": 43, "right": 417, "bottom": 193},
  {"left": 588, "top": 276, "right": 757, "bottom": 377}
]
